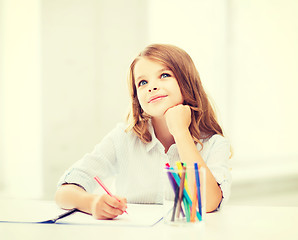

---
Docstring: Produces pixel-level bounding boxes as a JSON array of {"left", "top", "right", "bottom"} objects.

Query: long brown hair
[{"left": 126, "top": 44, "right": 223, "bottom": 147}]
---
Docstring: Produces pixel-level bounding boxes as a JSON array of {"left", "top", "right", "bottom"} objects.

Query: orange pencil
[{"left": 190, "top": 181, "right": 198, "bottom": 222}]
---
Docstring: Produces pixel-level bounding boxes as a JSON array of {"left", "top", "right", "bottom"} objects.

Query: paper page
[
  {"left": 0, "top": 200, "right": 163, "bottom": 227},
  {"left": 58, "top": 204, "right": 163, "bottom": 227}
]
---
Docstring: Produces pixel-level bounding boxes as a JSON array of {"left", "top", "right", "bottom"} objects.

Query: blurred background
[{"left": 0, "top": 0, "right": 297, "bottom": 206}]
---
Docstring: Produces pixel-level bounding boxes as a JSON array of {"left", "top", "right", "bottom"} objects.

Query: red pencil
[{"left": 94, "top": 176, "right": 128, "bottom": 214}]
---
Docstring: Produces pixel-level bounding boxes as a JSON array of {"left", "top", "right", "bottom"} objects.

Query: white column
[{"left": 0, "top": 0, "right": 42, "bottom": 198}]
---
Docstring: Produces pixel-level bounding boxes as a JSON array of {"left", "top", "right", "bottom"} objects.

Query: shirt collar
[
  {"left": 145, "top": 121, "right": 178, "bottom": 155},
  {"left": 145, "top": 121, "right": 157, "bottom": 152}
]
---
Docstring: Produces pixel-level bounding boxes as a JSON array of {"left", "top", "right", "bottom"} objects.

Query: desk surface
[{"left": 0, "top": 199, "right": 297, "bottom": 240}]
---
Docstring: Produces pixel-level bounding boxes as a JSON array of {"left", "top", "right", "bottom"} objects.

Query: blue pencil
[{"left": 194, "top": 163, "right": 202, "bottom": 220}]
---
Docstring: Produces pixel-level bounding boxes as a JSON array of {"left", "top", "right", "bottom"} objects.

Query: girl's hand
[
  {"left": 164, "top": 104, "right": 191, "bottom": 137},
  {"left": 91, "top": 194, "right": 127, "bottom": 220}
]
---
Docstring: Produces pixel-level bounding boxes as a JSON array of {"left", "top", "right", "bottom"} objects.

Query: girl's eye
[
  {"left": 161, "top": 73, "right": 170, "bottom": 79},
  {"left": 138, "top": 80, "right": 147, "bottom": 87}
]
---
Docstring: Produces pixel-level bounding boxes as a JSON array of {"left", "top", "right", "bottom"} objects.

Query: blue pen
[{"left": 194, "top": 163, "right": 202, "bottom": 220}]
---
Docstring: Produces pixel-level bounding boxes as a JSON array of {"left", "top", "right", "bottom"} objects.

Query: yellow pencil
[{"left": 175, "top": 162, "right": 191, "bottom": 199}]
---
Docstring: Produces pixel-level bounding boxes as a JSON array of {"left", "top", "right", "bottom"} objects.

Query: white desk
[{"left": 0, "top": 199, "right": 297, "bottom": 240}]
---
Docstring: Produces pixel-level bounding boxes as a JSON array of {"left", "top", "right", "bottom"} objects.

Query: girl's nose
[{"left": 148, "top": 87, "right": 158, "bottom": 92}]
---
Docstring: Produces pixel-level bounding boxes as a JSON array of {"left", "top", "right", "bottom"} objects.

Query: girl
[{"left": 55, "top": 44, "right": 232, "bottom": 220}]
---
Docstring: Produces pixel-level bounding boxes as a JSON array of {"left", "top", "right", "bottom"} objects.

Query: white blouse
[{"left": 58, "top": 122, "right": 232, "bottom": 209}]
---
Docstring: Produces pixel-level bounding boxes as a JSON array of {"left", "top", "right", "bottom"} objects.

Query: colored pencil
[
  {"left": 94, "top": 176, "right": 128, "bottom": 214},
  {"left": 176, "top": 165, "right": 186, "bottom": 218},
  {"left": 190, "top": 181, "right": 198, "bottom": 222},
  {"left": 194, "top": 163, "right": 202, "bottom": 220},
  {"left": 176, "top": 162, "right": 191, "bottom": 198},
  {"left": 171, "top": 186, "right": 179, "bottom": 221}
]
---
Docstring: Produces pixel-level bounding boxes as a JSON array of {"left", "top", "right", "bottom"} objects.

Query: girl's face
[{"left": 134, "top": 57, "right": 184, "bottom": 118}]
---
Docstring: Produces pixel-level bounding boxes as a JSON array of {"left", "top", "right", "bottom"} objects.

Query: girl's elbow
[
  {"left": 54, "top": 187, "right": 63, "bottom": 206},
  {"left": 206, "top": 190, "right": 222, "bottom": 213},
  {"left": 206, "top": 200, "right": 220, "bottom": 213}
]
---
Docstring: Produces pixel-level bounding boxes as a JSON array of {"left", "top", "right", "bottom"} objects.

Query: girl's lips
[{"left": 148, "top": 95, "right": 167, "bottom": 103}]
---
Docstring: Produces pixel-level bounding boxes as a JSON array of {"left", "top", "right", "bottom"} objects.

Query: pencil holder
[{"left": 163, "top": 163, "right": 206, "bottom": 226}]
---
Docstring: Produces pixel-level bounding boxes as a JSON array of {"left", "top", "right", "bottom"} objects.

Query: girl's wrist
[
  {"left": 172, "top": 128, "right": 191, "bottom": 141},
  {"left": 85, "top": 194, "right": 100, "bottom": 214}
]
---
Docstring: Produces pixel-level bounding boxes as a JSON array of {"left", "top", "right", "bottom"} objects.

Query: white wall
[
  {"left": 229, "top": 0, "right": 298, "bottom": 181},
  {"left": 0, "top": 0, "right": 43, "bottom": 198}
]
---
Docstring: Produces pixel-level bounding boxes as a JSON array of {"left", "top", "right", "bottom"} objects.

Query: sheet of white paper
[
  {"left": 58, "top": 204, "right": 163, "bottom": 227},
  {"left": 0, "top": 200, "right": 163, "bottom": 227}
]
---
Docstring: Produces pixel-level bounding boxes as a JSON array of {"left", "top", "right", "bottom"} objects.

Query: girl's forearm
[
  {"left": 55, "top": 184, "right": 96, "bottom": 214},
  {"left": 173, "top": 130, "right": 223, "bottom": 212}
]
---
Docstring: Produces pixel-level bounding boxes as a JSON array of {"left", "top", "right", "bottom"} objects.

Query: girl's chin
[
  {"left": 145, "top": 106, "right": 173, "bottom": 117},
  {"left": 148, "top": 109, "right": 171, "bottom": 119}
]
